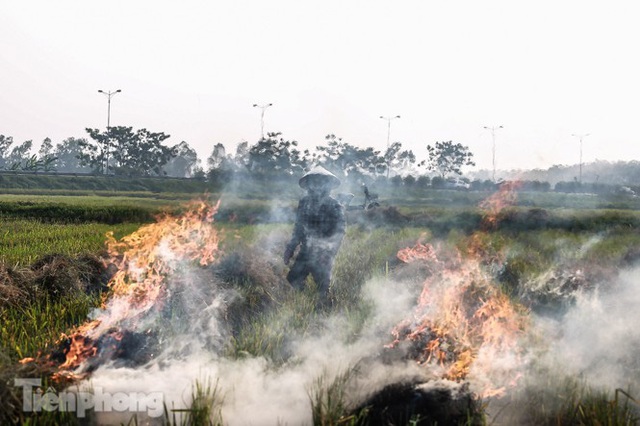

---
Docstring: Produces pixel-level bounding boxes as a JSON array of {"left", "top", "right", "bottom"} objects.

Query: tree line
[
  {"left": 2, "top": 128, "right": 639, "bottom": 197},
  {"left": 0, "top": 128, "right": 475, "bottom": 183}
]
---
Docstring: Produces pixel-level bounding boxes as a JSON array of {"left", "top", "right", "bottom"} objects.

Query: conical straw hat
[{"left": 298, "top": 166, "right": 341, "bottom": 190}]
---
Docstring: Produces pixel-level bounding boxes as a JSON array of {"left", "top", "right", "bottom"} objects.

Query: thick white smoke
[
  {"left": 75, "top": 260, "right": 427, "bottom": 425},
  {"left": 538, "top": 265, "right": 640, "bottom": 389},
  {"left": 487, "top": 265, "right": 640, "bottom": 424},
  {"left": 68, "top": 195, "right": 640, "bottom": 425}
]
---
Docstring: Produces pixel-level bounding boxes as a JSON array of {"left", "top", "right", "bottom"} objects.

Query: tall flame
[
  {"left": 388, "top": 183, "right": 528, "bottom": 397},
  {"left": 56, "top": 199, "right": 222, "bottom": 374}
]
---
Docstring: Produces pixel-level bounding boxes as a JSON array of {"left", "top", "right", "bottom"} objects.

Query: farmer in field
[{"left": 284, "top": 166, "right": 346, "bottom": 306}]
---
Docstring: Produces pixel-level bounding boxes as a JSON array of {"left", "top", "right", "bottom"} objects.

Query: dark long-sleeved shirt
[{"left": 287, "top": 194, "right": 346, "bottom": 255}]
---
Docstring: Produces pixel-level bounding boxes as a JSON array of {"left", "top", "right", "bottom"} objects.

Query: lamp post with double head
[
  {"left": 98, "top": 89, "right": 121, "bottom": 174},
  {"left": 380, "top": 115, "right": 401, "bottom": 150},
  {"left": 483, "top": 125, "right": 503, "bottom": 182},
  {"left": 380, "top": 115, "right": 401, "bottom": 178},
  {"left": 253, "top": 103, "right": 273, "bottom": 140}
]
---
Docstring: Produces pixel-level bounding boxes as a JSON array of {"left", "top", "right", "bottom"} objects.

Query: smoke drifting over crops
[
  {"left": 538, "top": 266, "right": 640, "bottom": 388},
  {"left": 30, "top": 185, "right": 640, "bottom": 424},
  {"left": 77, "top": 259, "right": 428, "bottom": 424}
]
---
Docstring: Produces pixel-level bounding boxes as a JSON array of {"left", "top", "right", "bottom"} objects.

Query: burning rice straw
[
  {"left": 388, "top": 241, "right": 529, "bottom": 397},
  {"left": 387, "top": 182, "right": 529, "bottom": 397},
  {"left": 53, "top": 199, "right": 222, "bottom": 376},
  {"left": 478, "top": 180, "right": 521, "bottom": 229}
]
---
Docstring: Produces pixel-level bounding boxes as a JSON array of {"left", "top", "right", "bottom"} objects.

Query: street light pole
[
  {"left": 572, "top": 133, "right": 590, "bottom": 184},
  {"left": 98, "top": 89, "right": 121, "bottom": 174},
  {"left": 253, "top": 103, "right": 273, "bottom": 140},
  {"left": 380, "top": 115, "right": 400, "bottom": 179},
  {"left": 380, "top": 115, "right": 401, "bottom": 150},
  {"left": 380, "top": 115, "right": 401, "bottom": 179},
  {"left": 98, "top": 89, "right": 121, "bottom": 129},
  {"left": 483, "top": 125, "right": 503, "bottom": 182}
]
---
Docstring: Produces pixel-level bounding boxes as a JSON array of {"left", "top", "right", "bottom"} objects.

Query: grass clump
[
  {"left": 226, "top": 287, "right": 320, "bottom": 362},
  {"left": 504, "top": 374, "right": 640, "bottom": 426},
  {"left": 309, "top": 367, "right": 366, "bottom": 426},
  {"left": 0, "top": 251, "right": 108, "bottom": 424},
  {"left": 0, "top": 293, "right": 98, "bottom": 361},
  {"left": 165, "top": 378, "right": 224, "bottom": 426}
]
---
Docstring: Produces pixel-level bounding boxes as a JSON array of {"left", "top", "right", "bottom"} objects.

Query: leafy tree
[
  {"left": 383, "top": 142, "right": 416, "bottom": 178},
  {"left": 53, "top": 137, "right": 91, "bottom": 173},
  {"left": 6, "top": 140, "right": 33, "bottom": 169},
  {"left": 247, "top": 132, "right": 304, "bottom": 175},
  {"left": 424, "top": 141, "right": 475, "bottom": 178},
  {"left": 403, "top": 174, "right": 417, "bottom": 186},
  {"left": 15, "top": 154, "right": 54, "bottom": 172},
  {"left": 21, "top": 155, "right": 40, "bottom": 171},
  {"left": 390, "top": 175, "right": 403, "bottom": 187},
  {"left": 0, "top": 135, "right": 14, "bottom": 169},
  {"left": 79, "top": 129, "right": 110, "bottom": 173},
  {"left": 301, "top": 148, "right": 319, "bottom": 169},
  {"left": 40, "top": 156, "right": 57, "bottom": 172},
  {"left": 470, "top": 179, "right": 497, "bottom": 191},
  {"left": 316, "top": 134, "right": 384, "bottom": 179},
  {"left": 163, "top": 141, "right": 200, "bottom": 177},
  {"left": 315, "top": 134, "right": 345, "bottom": 174},
  {"left": 82, "top": 126, "right": 175, "bottom": 176},
  {"left": 207, "top": 143, "right": 229, "bottom": 171},
  {"left": 234, "top": 141, "right": 250, "bottom": 170},
  {"left": 203, "top": 140, "right": 253, "bottom": 183},
  {"left": 38, "top": 137, "right": 54, "bottom": 158},
  {"left": 36, "top": 137, "right": 57, "bottom": 172},
  {"left": 417, "top": 175, "right": 431, "bottom": 187},
  {"left": 364, "top": 147, "right": 387, "bottom": 177},
  {"left": 431, "top": 175, "right": 445, "bottom": 189},
  {"left": 191, "top": 166, "right": 206, "bottom": 179},
  {"left": 205, "top": 143, "right": 235, "bottom": 183},
  {"left": 316, "top": 134, "right": 357, "bottom": 176}
]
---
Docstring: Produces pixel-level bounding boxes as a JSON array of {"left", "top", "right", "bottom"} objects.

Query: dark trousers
[{"left": 286, "top": 249, "right": 334, "bottom": 300}]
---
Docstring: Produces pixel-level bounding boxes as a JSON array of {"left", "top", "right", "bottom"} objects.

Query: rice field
[
  {"left": 0, "top": 219, "right": 141, "bottom": 267},
  {"left": 1, "top": 191, "right": 640, "bottom": 424}
]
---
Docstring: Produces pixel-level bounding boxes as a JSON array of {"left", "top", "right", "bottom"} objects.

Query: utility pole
[
  {"left": 253, "top": 103, "right": 273, "bottom": 140},
  {"left": 98, "top": 89, "right": 121, "bottom": 174},
  {"left": 380, "top": 115, "right": 401, "bottom": 178},
  {"left": 483, "top": 125, "right": 503, "bottom": 182},
  {"left": 572, "top": 133, "right": 590, "bottom": 184}
]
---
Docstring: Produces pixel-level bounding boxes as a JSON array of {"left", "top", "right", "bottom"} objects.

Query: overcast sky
[{"left": 1, "top": 1, "right": 639, "bottom": 172}]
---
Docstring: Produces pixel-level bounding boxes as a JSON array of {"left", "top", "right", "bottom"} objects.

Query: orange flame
[
  {"left": 390, "top": 244, "right": 527, "bottom": 395},
  {"left": 59, "top": 333, "right": 97, "bottom": 369},
  {"left": 389, "top": 184, "right": 529, "bottom": 398},
  {"left": 478, "top": 181, "right": 521, "bottom": 230},
  {"left": 53, "top": 199, "right": 222, "bottom": 374}
]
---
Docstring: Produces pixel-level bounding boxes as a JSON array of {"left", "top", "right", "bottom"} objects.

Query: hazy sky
[{"left": 1, "top": 1, "right": 639, "bottom": 172}]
